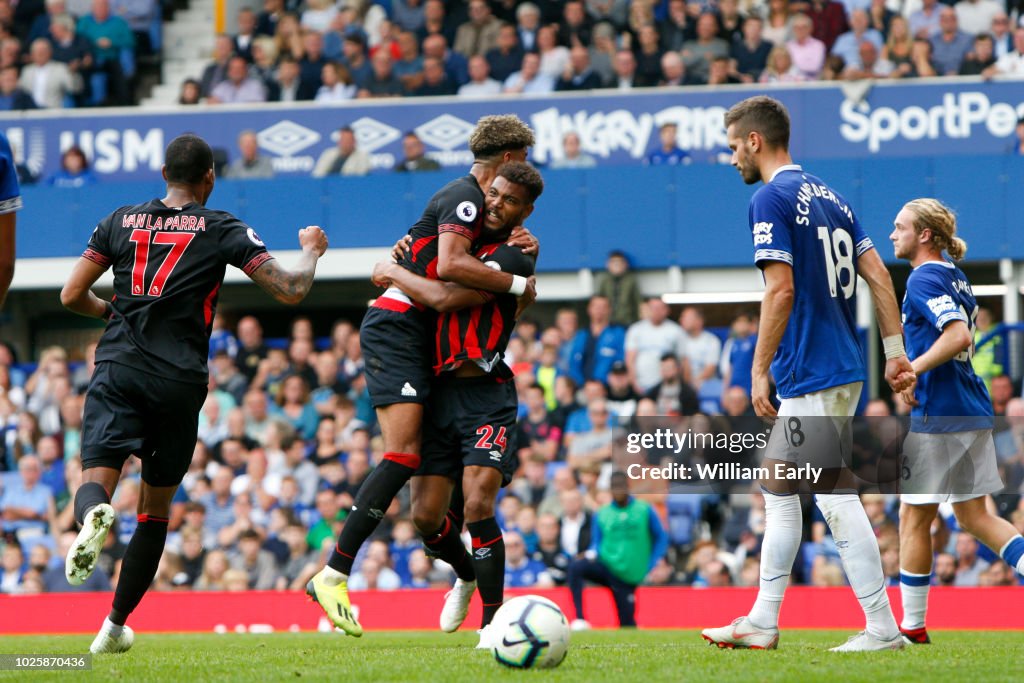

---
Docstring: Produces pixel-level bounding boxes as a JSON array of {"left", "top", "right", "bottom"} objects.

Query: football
[{"left": 490, "top": 596, "right": 570, "bottom": 669}]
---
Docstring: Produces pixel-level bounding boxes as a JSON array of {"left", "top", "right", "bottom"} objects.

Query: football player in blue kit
[
  {"left": 701, "top": 96, "right": 915, "bottom": 652},
  {"left": 890, "top": 198, "right": 1024, "bottom": 645}
]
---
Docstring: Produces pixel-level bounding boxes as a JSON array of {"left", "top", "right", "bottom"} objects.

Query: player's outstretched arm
[
  {"left": 248, "top": 227, "right": 327, "bottom": 305},
  {"left": 60, "top": 257, "right": 112, "bottom": 319},
  {"left": 373, "top": 260, "right": 483, "bottom": 313},
  {"left": 0, "top": 212, "right": 13, "bottom": 308},
  {"left": 857, "top": 249, "right": 916, "bottom": 392},
  {"left": 910, "top": 320, "right": 972, "bottom": 376},
  {"left": 751, "top": 262, "right": 795, "bottom": 418}
]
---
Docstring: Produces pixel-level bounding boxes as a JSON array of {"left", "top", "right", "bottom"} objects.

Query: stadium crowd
[{"left": 1, "top": 250, "right": 1023, "bottom": 598}]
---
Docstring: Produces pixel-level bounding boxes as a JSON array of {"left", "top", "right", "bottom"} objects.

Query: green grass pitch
[{"left": 0, "top": 630, "right": 1019, "bottom": 682}]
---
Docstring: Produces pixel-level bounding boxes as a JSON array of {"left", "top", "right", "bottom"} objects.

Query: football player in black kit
[
  {"left": 307, "top": 116, "right": 537, "bottom": 636},
  {"left": 371, "top": 162, "right": 543, "bottom": 647},
  {"left": 59, "top": 134, "right": 328, "bottom": 654}
]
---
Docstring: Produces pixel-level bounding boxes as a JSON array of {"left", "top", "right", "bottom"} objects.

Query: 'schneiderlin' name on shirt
[
  {"left": 121, "top": 214, "right": 207, "bottom": 231},
  {"left": 794, "top": 181, "right": 853, "bottom": 226}
]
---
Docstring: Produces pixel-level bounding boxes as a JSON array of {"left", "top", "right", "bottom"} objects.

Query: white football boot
[
  {"left": 440, "top": 579, "right": 476, "bottom": 633},
  {"left": 701, "top": 616, "right": 780, "bottom": 650}
]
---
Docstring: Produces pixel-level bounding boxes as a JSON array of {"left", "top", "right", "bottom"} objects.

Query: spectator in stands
[
  {"left": 359, "top": 51, "right": 403, "bottom": 97},
  {"left": 831, "top": 9, "right": 882, "bottom": 70},
  {"left": 659, "top": 51, "right": 690, "bottom": 86},
  {"left": 990, "top": 374, "right": 1013, "bottom": 416},
  {"left": 537, "top": 24, "right": 569, "bottom": 79},
  {"left": 990, "top": 13, "right": 1013, "bottom": 60},
  {"left": 225, "top": 130, "right": 274, "bottom": 180},
  {"left": 201, "top": 466, "right": 236, "bottom": 537},
  {"left": 633, "top": 24, "right": 664, "bottom": 86},
  {"left": 567, "top": 472, "right": 667, "bottom": 629},
  {"left": 959, "top": 33, "right": 997, "bottom": 76},
  {"left": 0, "top": 66, "right": 36, "bottom": 110},
  {"left": 720, "top": 312, "right": 757, "bottom": 397},
  {"left": 200, "top": 34, "right": 233, "bottom": 98},
  {"left": 645, "top": 354, "right": 699, "bottom": 416},
  {"left": 503, "top": 51, "right": 554, "bottom": 94},
  {"left": 533, "top": 513, "right": 571, "bottom": 584},
  {"left": 956, "top": 0, "right": 1003, "bottom": 37},
  {"left": 46, "top": 146, "right": 96, "bottom": 188},
  {"left": 842, "top": 40, "right": 894, "bottom": 78},
  {"left": 2, "top": 454, "right": 55, "bottom": 539},
  {"left": 761, "top": 43, "right": 806, "bottom": 82},
  {"left": 486, "top": 23, "right": 523, "bottom": 83},
  {"left": 301, "top": 0, "right": 337, "bottom": 34},
  {"left": 453, "top": 0, "right": 501, "bottom": 58},
  {"left": 49, "top": 14, "right": 93, "bottom": 92},
  {"left": 801, "top": 0, "right": 848, "bottom": 52},
  {"left": 275, "top": 374, "right": 318, "bottom": 441},
  {"left": 550, "top": 131, "right": 597, "bottom": 169},
  {"left": 413, "top": 55, "right": 456, "bottom": 95},
  {"left": 505, "top": 530, "right": 551, "bottom": 588},
  {"left": 111, "top": 0, "right": 157, "bottom": 55},
  {"left": 988, "top": 26, "right": 1024, "bottom": 77},
  {"left": 954, "top": 533, "right": 990, "bottom": 586},
  {"left": 908, "top": 0, "right": 941, "bottom": 40},
  {"left": 517, "top": 383, "right": 563, "bottom": 462},
  {"left": 679, "top": 306, "right": 721, "bottom": 390},
  {"left": 27, "top": 0, "right": 65, "bottom": 47},
  {"left": 731, "top": 15, "right": 772, "bottom": 82},
  {"left": 457, "top": 54, "right": 501, "bottom": 96},
  {"left": 234, "top": 316, "right": 267, "bottom": 384},
  {"left": 645, "top": 122, "right": 691, "bottom": 166},
  {"left": 422, "top": 33, "right": 468, "bottom": 87},
  {"left": 272, "top": 55, "right": 305, "bottom": 102},
  {"left": 77, "top": 0, "right": 133, "bottom": 105},
  {"left": 930, "top": 7, "right": 972, "bottom": 75},
  {"left": 392, "top": 31, "right": 424, "bottom": 91},
  {"left": 298, "top": 29, "right": 328, "bottom": 98},
  {"left": 556, "top": 45, "right": 602, "bottom": 91},
  {"left": 721, "top": 385, "right": 754, "bottom": 417},
  {"left": 596, "top": 250, "right": 641, "bottom": 328},
  {"left": 312, "top": 126, "right": 371, "bottom": 177},
  {"left": 311, "top": 61, "right": 353, "bottom": 102},
  {"left": 230, "top": 7, "right": 259, "bottom": 62},
  {"left": 788, "top": 13, "right": 826, "bottom": 79},
  {"left": 393, "top": 131, "right": 439, "bottom": 172},
  {"left": 658, "top": 0, "right": 692, "bottom": 53},
  {"left": 866, "top": 0, "right": 894, "bottom": 39},
  {"left": 392, "top": 0, "right": 424, "bottom": 33},
  {"left": 896, "top": 37, "right": 937, "bottom": 78},
  {"left": 209, "top": 55, "right": 266, "bottom": 104},
  {"left": 417, "top": 0, "right": 454, "bottom": 47},
  {"left": 195, "top": 549, "right": 230, "bottom": 590},
  {"left": 0, "top": 542, "right": 25, "bottom": 592},
  {"left": 20, "top": 38, "right": 80, "bottom": 108},
  {"left": 230, "top": 528, "right": 276, "bottom": 590},
  {"left": 625, "top": 297, "right": 683, "bottom": 394},
  {"left": 764, "top": 0, "right": 796, "bottom": 45},
  {"left": 177, "top": 77, "right": 200, "bottom": 105},
  {"left": 515, "top": 2, "right": 540, "bottom": 52},
  {"left": 566, "top": 399, "right": 614, "bottom": 472},
  {"left": 883, "top": 15, "right": 913, "bottom": 73},
  {"left": 681, "top": 12, "right": 729, "bottom": 84}
]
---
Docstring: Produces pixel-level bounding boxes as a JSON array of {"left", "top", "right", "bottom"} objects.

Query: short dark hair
[
  {"left": 723, "top": 95, "right": 791, "bottom": 150},
  {"left": 974, "top": 32, "right": 993, "bottom": 43},
  {"left": 496, "top": 161, "right": 544, "bottom": 203},
  {"left": 164, "top": 133, "right": 213, "bottom": 184}
]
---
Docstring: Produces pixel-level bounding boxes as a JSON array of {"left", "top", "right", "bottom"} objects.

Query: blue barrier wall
[{"left": 17, "top": 154, "right": 1024, "bottom": 271}]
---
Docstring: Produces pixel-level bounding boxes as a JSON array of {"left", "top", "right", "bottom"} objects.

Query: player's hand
[
  {"left": 507, "top": 226, "right": 540, "bottom": 256},
  {"left": 299, "top": 226, "right": 328, "bottom": 257},
  {"left": 751, "top": 372, "right": 777, "bottom": 420},
  {"left": 514, "top": 276, "right": 537, "bottom": 319},
  {"left": 884, "top": 356, "right": 916, "bottom": 393},
  {"left": 391, "top": 235, "right": 413, "bottom": 262},
  {"left": 900, "top": 386, "right": 919, "bottom": 407},
  {"left": 371, "top": 260, "right": 396, "bottom": 288}
]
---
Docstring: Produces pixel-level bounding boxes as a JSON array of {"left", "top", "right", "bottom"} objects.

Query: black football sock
[
  {"left": 467, "top": 517, "right": 504, "bottom": 628},
  {"left": 74, "top": 481, "right": 110, "bottom": 526},
  {"left": 109, "top": 515, "right": 168, "bottom": 626},
  {"left": 423, "top": 516, "right": 475, "bottom": 582},
  {"left": 328, "top": 453, "right": 419, "bottom": 575}
]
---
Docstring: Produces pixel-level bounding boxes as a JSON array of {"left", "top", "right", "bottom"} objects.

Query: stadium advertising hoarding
[{"left": 2, "top": 79, "right": 1023, "bottom": 182}]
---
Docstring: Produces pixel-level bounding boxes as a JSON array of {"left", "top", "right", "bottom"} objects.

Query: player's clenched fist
[
  {"left": 299, "top": 226, "right": 328, "bottom": 256},
  {"left": 883, "top": 356, "right": 916, "bottom": 393}
]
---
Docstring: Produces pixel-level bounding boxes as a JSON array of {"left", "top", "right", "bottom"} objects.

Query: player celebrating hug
[
  {"left": 891, "top": 198, "right": 1024, "bottom": 645},
  {"left": 701, "top": 96, "right": 914, "bottom": 652}
]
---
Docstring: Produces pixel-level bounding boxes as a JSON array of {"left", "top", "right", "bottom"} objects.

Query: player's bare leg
[
  {"left": 411, "top": 476, "right": 478, "bottom": 633},
  {"left": 953, "top": 496, "right": 1024, "bottom": 578},
  {"left": 898, "top": 502, "right": 939, "bottom": 644},
  {"left": 91, "top": 482, "right": 177, "bottom": 654},
  {"left": 463, "top": 465, "right": 504, "bottom": 648},
  {"left": 66, "top": 466, "right": 120, "bottom": 586},
  {"left": 311, "top": 402, "right": 424, "bottom": 636}
]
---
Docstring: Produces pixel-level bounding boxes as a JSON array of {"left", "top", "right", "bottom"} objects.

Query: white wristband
[
  {"left": 508, "top": 274, "right": 527, "bottom": 297},
  {"left": 882, "top": 335, "right": 906, "bottom": 360}
]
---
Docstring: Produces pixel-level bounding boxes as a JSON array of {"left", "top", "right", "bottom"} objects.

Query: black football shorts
[
  {"left": 419, "top": 375, "right": 519, "bottom": 486},
  {"left": 81, "top": 361, "right": 208, "bottom": 487},
  {"left": 361, "top": 303, "right": 433, "bottom": 407}
]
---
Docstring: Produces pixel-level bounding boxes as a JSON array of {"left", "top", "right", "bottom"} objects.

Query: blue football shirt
[
  {"left": 902, "top": 260, "right": 992, "bottom": 432},
  {"left": 749, "top": 165, "right": 873, "bottom": 398},
  {"left": 0, "top": 132, "right": 22, "bottom": 215}
]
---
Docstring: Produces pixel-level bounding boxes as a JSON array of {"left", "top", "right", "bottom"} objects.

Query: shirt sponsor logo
[
  {"left": 926, "top": 294, "right": 956, "bottom": 317},
  {"left": 753, "top": 221, "right": 773, "bottom": 246}
]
